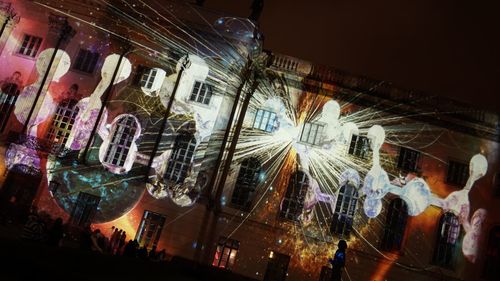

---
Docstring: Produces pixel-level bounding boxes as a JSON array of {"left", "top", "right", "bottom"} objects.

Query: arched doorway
[{"left": 0, "top": 164, "right": 42, "bottom": 222}]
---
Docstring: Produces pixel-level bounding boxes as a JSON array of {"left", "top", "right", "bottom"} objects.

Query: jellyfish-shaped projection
[
  {"left": 318, "top": 100, "right": 341, "bottom": 143},
  {"left": 14, "top": 48, "right": 71, "bottom": 132},
  {"left": 300, "top": 168, "right": 360, "bottom": 224},
  {"left": 438, "top": 154, "right": 488, "bottom": 263},
  {"left": 66, "top": 54, "right": 132, "bottom": 150},
  {"left": 362, "top": 125, "right": 391, "bottom": 218},
  {"left": 398, "top": 178, "right": 432, "bottom": 216}
]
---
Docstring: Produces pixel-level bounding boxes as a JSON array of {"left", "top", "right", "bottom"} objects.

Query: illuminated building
[{"left": 0, "top": 1, "right": 499, "bottom": 281}]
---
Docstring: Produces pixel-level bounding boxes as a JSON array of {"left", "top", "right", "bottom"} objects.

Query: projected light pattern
[{"left": 1, "top": 1, "right": 496, "bottom": 281}]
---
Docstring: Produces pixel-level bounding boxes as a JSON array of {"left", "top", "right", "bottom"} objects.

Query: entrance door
[
  {"left": 0, "top": 164, "right": 42, "bottom": 222},
  {"left": 135, "top": 210, "right": 166, "bottom": 249},
  {"left": 69, "top": 192, "right": 101, "bottom": 227},
  {"left": 264, "top": 251, "right": 290, "bottom": 281}
]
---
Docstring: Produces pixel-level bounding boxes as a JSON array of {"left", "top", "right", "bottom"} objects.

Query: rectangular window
[
  {"left": 135, "top": 210, "right": 166, "bottom": 249},
  {"left": 140, "top": 68, "right": 157, "bottom": 89},
  {"left": 189, "top": 81, "right": 212, "bottom": 105},
  {"left": 300, "top": 122, "right": 324, "bottom": 145},
  {"left": 212, "top": 237, "right": 239, "bottom": 269},
  {"left": 348, "top": 134, "right": 370, "bottom": 158},
  {"left": 446, "top": 160, "right": 468, "bottom": 186},
  {"left": 18, "top": 34, "right": 42, "bottom": 57},
  {"left": 73, "top": 49, "right": 99, "bottom": 73},
  {"left": 264, "top": 251, "right": 290, "bottom": 281},
  {"left": 253, "top": 109, "right": 277, "bottom": 132},
  {"left": 397, "top": 147, "right": 420, "bottom": 172}
]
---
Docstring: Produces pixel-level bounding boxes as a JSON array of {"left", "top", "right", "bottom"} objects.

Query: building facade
[{"left": 0, "top": 1, "right": 499, "bottom": 281}]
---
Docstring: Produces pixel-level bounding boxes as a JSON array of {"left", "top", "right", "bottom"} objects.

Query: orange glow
[
  {"left": 369, "top": 252, "right": 398, "bottom": 281},
  {"left": 93, "top": 206, "right": 142, "bottom": 239}
]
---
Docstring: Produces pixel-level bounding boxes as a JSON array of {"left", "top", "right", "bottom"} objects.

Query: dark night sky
[{"left": 204, "top": 0, "right": 500, "bottom": 113}]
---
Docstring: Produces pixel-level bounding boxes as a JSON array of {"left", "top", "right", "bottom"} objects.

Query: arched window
[
  {"left": 231, "top": 157, "right": 261, "bottom": 209},
  {"left": 483, "top": 226, "right": 500, "bottom": 280},
  {"left": 0, "top": 82, "right": 20, "bottom": 132},
  {"left": 433, "top": 212, "right": 460, "bottom": 268},
  {"left": 104, "top": 115, "right": 138, "bottom": 167},
  {"left": 381, "top": 198, "right": 408, "bottom": 251},
  {"left": 46, "top": 99, "right": 79, "bottom": 146},
  {"left": 330, "top": 183, "right": 359, "bottom": 237},
  {"left": 164, "top": 133, "right": 196, "bottom": 184},
  {"left": 280, "top": 171, "right": 309, "bottom": 221}
]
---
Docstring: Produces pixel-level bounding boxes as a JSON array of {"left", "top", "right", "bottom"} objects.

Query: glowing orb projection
[{"left": 46, "top": 158, "right": 144, "bottom": 223}]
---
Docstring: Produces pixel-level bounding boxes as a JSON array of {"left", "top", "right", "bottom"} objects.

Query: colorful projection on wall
[{"left": 2, "top": 3, "right": 495, "bottom": 279}]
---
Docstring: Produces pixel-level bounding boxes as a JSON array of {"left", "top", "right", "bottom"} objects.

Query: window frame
[
  {"left": 135, "top": 210, "right": 166, "bottom": 250},
  {"left": 446, "top": 160, "right": 469, "bottom": 186},
  {"left": 46, "top": 99, "right": 79, "bottom": 147},
  {"left": 104, "top": 115, "right": 138, "bottom": 168},
  {"left": 397, "top": 147, "right": 421, "bottom": 173},
  {"left": 212, "top": 237, "right": 240, "bottom": 270},
  {"left": 381, "top": 198, "right": 408, "bottom": 252},
  {"left": 231, "top": 157, "right": 261, "bottom": 209},
  {"left": 189, "top": 80, "right": 213, "bottom": 105},
  {"left": 299, "top": 122, "right": 325, "bottom": 146},
  {"left": 348, "top": 134, "right": 371, "bottom": 159},
  {"left": 18, "top": 34, "right": 43, "bottom": 58},
  {"left": 72, "top": 48, "right": 100, "bottom": 74},
  {"left": 253, "top": 109, "right": 278, "bottom": 133},
  {"left": 139, "top": 67, "right": 158, "bottom": 90},
  {"left": 280, "top": 171, "right": 309, "bottom": 221},
  {"left": 330, "top": 183, "right": 359, "bottom": 237},
  {"left": 164, "top": 133, "right": 197, "bottom": 184},
  {"left": 432, "top": 212, "right": 460, "bottom": 268}
]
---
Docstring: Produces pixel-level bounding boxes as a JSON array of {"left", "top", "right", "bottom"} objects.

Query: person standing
[
  {"left": 329, "top": 240, "right": 347, "bottom": 281},
  {"left": 47, "top": 217, "right": 64, "bottom": 247}
]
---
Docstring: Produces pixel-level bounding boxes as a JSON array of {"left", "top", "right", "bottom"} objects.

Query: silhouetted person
[
  {"left": 329, "top": 240, "right": 347, "bottom": 281},
  {"left": 138, "top": 245, "right": 149, "bottom": 260},
  {"left": 123, "top": 239, "right": 137, "bottom": 258},
  {"left": 149, "top": 245, "right": 158, "bottom": 260},
  {"left": 195, "top": 0, "right": 205, "bottom": 6},
  {"left": 249, "top": 0, "right": 264, "bottom": 22},
  {"left": 118, "top": 231, "right": 126, "bottom": 255},
  {"left": 91, "top": 229, "right": 104, "bottom": 253},
  {"left": 157, "top": 249, "right": 166, "bottom": 262},
  {"left": 80, "top": 226, "right": 93, "bottom": 251},
  {"left": 47, "top": 217, "right": 64, "bottom": 247}
]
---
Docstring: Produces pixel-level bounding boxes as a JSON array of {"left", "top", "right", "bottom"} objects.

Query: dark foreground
[{"left": 0, "top": 224, "right": 257, "bottom": 281}]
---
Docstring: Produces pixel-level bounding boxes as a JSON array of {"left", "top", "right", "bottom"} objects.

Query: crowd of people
[{"left": 20, "top": 207, "right": 167, "bottom": 262}]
